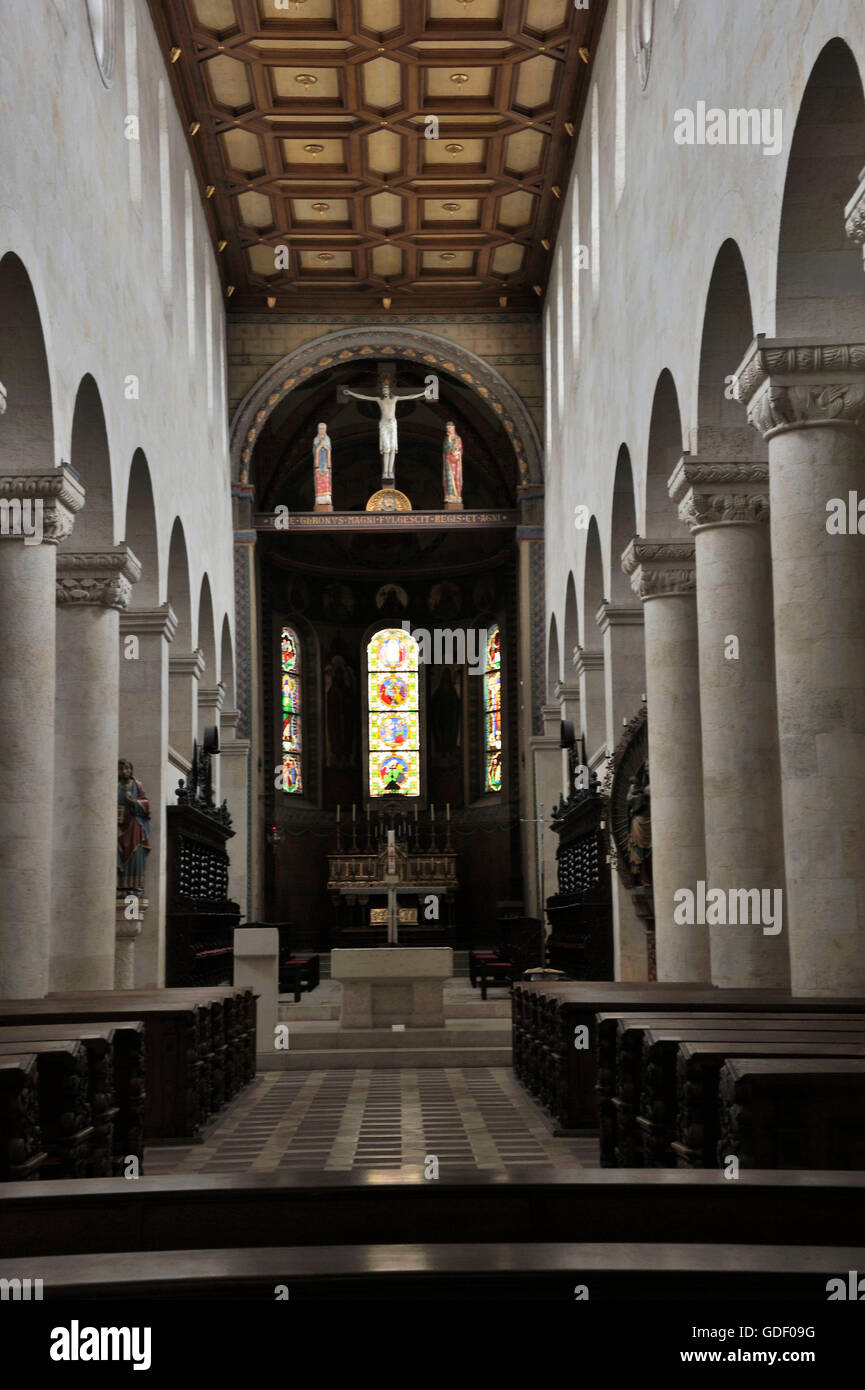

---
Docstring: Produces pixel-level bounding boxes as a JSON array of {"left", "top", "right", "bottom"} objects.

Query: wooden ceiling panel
[{"left": 148, "top": 0, "right": 606, "bottom": 311}]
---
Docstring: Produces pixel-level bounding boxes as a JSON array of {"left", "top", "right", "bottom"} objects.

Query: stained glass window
[
  {"left": 281, "top": 626, "right": 302, "bottom": 795},
  {"left": 483, "top": 624, "right": 502, "bottom": 793},
  {"left": 368, "top": 628, "right": 420, "bottom": 797}
]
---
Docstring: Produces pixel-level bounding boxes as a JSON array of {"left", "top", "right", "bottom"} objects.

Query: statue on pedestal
[
  {"left": 313, "top": 422, "right": 333, "bottom": 512},
  {"left": 117, "top": 758, "right": 150, "bottom": 894},
  {"left": 443, "top": 421, "right": 464, "bottom": 509}
]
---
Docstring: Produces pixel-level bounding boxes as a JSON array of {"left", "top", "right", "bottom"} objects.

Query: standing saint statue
[
  {"left": 117, "top": 758, "right": 150, "bottom": 894},
  {"left": 313, "top": 422, "right": 333, "bottom": 512},
  {"left": 442, "top": 421, "right": 463, "bottom": 509},
  {"left": 339, "top": 377, "right": 428, "bottom": 486}
]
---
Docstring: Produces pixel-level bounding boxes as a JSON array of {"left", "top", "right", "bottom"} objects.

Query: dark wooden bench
[
  {"left": 4, "top": 1168, "right": 865, "bottom": 1258},
  {"left": 0, "top": 1054, "right": 47, "bottom": 1181},
  {"left": 719, "top": 1058, "right": 865, "bottom": 1169},
  {"left": 0, "top": 1040, "right": 93, "bottom": 1179},
  {"left": 596, "top": 1012, "right": 865, "bottom": 1166},
  {"left": 670, "top": 1039, "right": 865, "bottom": 1167},
  {"left": 279, "top": 955, "right": 320, "bottom": 1001},
  {"left": 0, "top": 1022, "right": 145, "bottom": 1176},
  {"left": 512, "top": 983, "right": 865, "bottom": 1132},
  {"left": 0, "top": 998, "right": 209, "bottom": 1142},
  {"left": 474, "top": 955, "right": 515, "bottom": 1000},
  {"left": 3, "top": 1239, "right": 863, "bottom": 1300}
]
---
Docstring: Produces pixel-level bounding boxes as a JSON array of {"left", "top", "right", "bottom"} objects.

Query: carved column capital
[
  {"left": 573, "top": 648, "right": 604, "bottom": 678},
  {"left": 0, "top": 466, "right": 85, "bottom": 546},
  {"left": 734, "top": 336, "right": 865, "bottom": 438},
  {"left": 622, "top": 537, "right": 696, "bottom": 601},
  {"left": 668, "top": 455, "right": 770, "bottom": 531},
  {"left": 56, "top": 545, "right": 141, "bottom": 609}
]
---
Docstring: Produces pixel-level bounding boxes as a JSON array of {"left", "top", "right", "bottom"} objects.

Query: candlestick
[
  {"left": 431, "top": 803, "right": 435, "bottom": 822},
  {"left": 352, "top": 803, "right": 356, "bottom": 822},
  {"left": 446, "top": 802, "right": 450, "bottom": 821},
  {"left": 336, "top": 803, "right": 341, "bottom": 823}
]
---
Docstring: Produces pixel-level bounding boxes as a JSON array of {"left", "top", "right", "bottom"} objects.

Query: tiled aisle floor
[{"left": 145, "top": 1068, "right": 598, "bottom": 1177}]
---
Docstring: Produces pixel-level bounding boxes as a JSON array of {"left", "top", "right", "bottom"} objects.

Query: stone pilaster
[
  {"left": 119, "top": 603, "right": 177, "bottom": 986},
  {"left": 572, "top": 647, "right": 605, "bottom": 764},
  {"left": 169, "top": 647, "right": 205, "bottom": 762},
  {"left": 0, "top": 466, "right": 84, "bottom": 998},
  {"left": 555, "top": 680, "right": 580, "bottom": 797},
  {"left": 735, "top": 336, "right": 865, "bottom": 994},
  {"left": 622, "top": 538, "right": 709, "bottom": 983},
  {"left": 669, "top": 456, "right": 789, "bottom": 988},
  {"left": 51, "top": 545, "right": 141, "bottom": 991},
  {"left": 219, "top": 706, "right": 251, "bottom": 921}
]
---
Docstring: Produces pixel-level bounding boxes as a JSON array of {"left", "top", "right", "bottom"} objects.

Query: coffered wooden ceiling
[{"left": 149, "top": 0, "right": 606, "bottom": 312}]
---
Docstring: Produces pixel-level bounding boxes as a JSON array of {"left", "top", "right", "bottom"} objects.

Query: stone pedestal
[
  {"left": 115, "top": 896, "right": 147, "bottom": 988},
  {"left": 234, "top": 927, "right": 279, "bottom": 1055},
  {"left": 670, "top": 457, "right": 789, "bottom": 989},
  {"left": 736, "top": 337, "right": 865, "bottom": 995},
  {"left": 0, "top": 467, "right": 84, "bottom": 998},
  {"left": 332, "top": 948, "right": 453, "bottom": 1028},
  {"left": 52, "top": 545, "right": 141, "bottom": 992},
  {"left": 623, "top": 539, "right": 710, "bottom": 983}
]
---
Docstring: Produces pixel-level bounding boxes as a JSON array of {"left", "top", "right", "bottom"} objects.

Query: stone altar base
[{"left": 331, "top": 947, "right": 452, "bottom": 1029}]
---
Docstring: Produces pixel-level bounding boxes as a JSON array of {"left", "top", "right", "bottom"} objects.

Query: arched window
[
  {"left": 281, "top": 626, "right": 302, "bottom": 794},
  {"left": 483, "top": 624, "right": 502, "bottom": 792},
  {"left": 367, "top": 627, "right": 420, "bottom": 797}
]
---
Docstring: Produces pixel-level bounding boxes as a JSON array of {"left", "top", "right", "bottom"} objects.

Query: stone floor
[{"left": 145, "top": 1068, "right": 598, "bottom": 1177}]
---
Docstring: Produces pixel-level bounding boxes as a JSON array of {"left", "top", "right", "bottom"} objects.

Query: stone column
[
  {"left": 52, "top": 547, "right": 141, "bottom": 991},
  {"left": 169, "top": 648, "right": 204, "bottom": 764},
  {"left": 220, "top": 706, "right": 251, "bottom": 919},
  {"left": 623, "top": 539, "right": 709, "bottom": 982},
  {"left": 735, "top": 337, "right": 865, "bottom": 995},
  {"left": 597, "top": 600, "right": 649, "bottom": 981},
  {"left": 669, "top": 457, "right": 789, "bottom": 988},
  {"left": 0, "top": 467, "right": 84, "bottom": 998},
  {"left": 119, "top": 604, "right": 177, "bottom": 987}
]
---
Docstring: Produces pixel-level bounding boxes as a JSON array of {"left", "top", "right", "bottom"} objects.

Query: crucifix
[{"left": 338, "top": 372, "right": 434, "bottom": 487}]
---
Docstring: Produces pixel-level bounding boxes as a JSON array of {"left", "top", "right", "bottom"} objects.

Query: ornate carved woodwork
[{"left": 546, "top": 783, "right": 613, "bottom": 978}]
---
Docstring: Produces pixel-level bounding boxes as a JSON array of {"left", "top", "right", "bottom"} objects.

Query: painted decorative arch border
[{"left": 229, "top": 325, "right": 544, "bottom": 489}]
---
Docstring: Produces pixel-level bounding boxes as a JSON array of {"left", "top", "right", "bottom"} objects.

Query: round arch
[{"left": 229, "top": 326, "right": 544, "bottom": 490}]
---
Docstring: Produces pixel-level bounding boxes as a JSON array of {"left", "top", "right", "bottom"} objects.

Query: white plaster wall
[
  {"left": 544, "top": 0, "right": 865, "bottom": 641},
  {"left": 0, "top": 0, "right": 235, "bottom": 665}
]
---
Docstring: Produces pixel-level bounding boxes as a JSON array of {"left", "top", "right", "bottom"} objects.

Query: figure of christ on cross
[{"left": 338, "top": 376, "right": 431, "bottom": 487}]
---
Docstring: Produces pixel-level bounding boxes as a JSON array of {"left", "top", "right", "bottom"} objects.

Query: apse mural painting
[
  {"left": 484, "top": 623, "right": 502, "bottom": 792},
  {"left": 281, "top": 626, "right": 302, "bottom": 794},
  {"left": 368, "top": 627, "right": 420, "bottom": 796}
]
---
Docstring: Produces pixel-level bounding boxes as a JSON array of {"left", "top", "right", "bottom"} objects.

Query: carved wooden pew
[
  {"left": 719, "top": 1058, "right": 865, "bottom": 1169},
  {"left": 0, "top": 1040, "right": 93, "bottom": 1178},
  {"left": 597, "top": 1011, "right": 865, "bottom": 1166},
  {"left": 0, "top": 1054, "right": 47, "bottom": 1181},
  {"left": 0, "top": 1022, "right": 145, "bottom": 1176},
  {"left": 545, "top": 986, "right": 865, "bottom": 1132},
  {"left": 0, "top": 999, "right": 206, "bottom": 1141}
]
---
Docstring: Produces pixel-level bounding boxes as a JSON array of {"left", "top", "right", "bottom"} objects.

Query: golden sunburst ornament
[{"left": 295, "top": 73, "right": 317, "bottom": 87}]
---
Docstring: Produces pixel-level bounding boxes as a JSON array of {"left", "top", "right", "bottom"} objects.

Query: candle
[
  {"left": 352, "top": 803, "right": 356, "bottom": 822},
  {"left": 414, "top": 805, "right": 418, "bottom": 823},
  {"left": 336, "top": 804, "right": 341, "bottom": 823},
  {"left": 446, "top": 802, "right": 450, "bottom": 821},
  {"left": 431, "top": 804, "right": 435, "bottom": 822}
]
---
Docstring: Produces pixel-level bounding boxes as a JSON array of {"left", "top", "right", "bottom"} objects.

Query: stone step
[
  {"left": 258, "top": 1045, "right": 513, "bottom": 1070},
  {"left": 277, "top": 1004, "right": 340, "bottom": 1021},
  {"left": 281, "top": 1023, "right": 511, "bottom": 1050}
]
